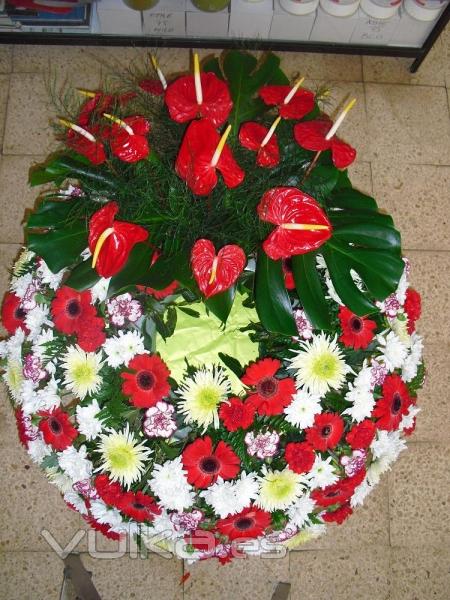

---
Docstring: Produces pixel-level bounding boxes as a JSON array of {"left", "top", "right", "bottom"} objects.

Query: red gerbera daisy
[
  {"left": 121, "top": 354, "right": 171, "bottom": 408},
  {"left": 322, "top": 502, "right": 353, "bottom": 525},
  {"left": 1, "top": 292, "right": 29, "bottom": 334},
  {"left": 241, "top": 358, "right": 296, "bottom": 416},
  {"left": 284, "top": 442, "right": 316, "bottom": 474},
  {"left": 404, "top": 288, "right": 422, "bottom": 334},
  {"left": 51, "top": 287, "right": 96, "bottom": 335},
  {"left": 76, "top": 316, "right": 106, "bottom": 353},
  {"left": 306, "top": 413, "right": 344, "bottom": 451},
  {"left": 345, "top": 419, "right": 376, "bottom": 450},
  {"left": 311, "top": 478, "right": 356, "bottom": 507},
  {"left": 338, "top": 306, "right": 377, "bottom": 350},
  {"left": 182, "top": 436, "right": 240, "bottom": 488},
  {"left": 94, "top": 474, "right": 123, "bottom": 506},
  {"left": 372, "top": 374, "right": 412, "bottom": 431},
  {"left": 216, "top": 506, "right": 272, "bottom": 541},
  {"left": 219, "top": 396, "right": 256, "bottom": 432},
  {"left": 116, "top": 490, "right": 161, "bottom": 522},
  {"left": 38, "top": 407, "right": 78, "bottom": 451}
]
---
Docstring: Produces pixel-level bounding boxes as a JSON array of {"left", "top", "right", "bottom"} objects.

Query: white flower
[
  {"left": 90, "top": 277, "right": 111, "bottom": 303},
  {"left": 350, "top": 478, "right": 373, "bottom": 508},
  {"left": 294, "top": 309, "right": 313, "bottom": 340},
  {"left": 287, "top": 493, "right": 316, "bottom": 528},
  {"left": 36, "top": 260, "right": 66, "bottom": 290},
  {"left": 343, "top": 382, "right": 375, "bottom": 423},
  {"left": 399, "top": 404, "right": 420, "bottom": 432},
  {"left": 10, "top": 272, "right": 33, "bottom": 299},
  {"left": 395, "top": 259, "right": 410, "bottom": 305},
  {"left": 64, "top": 490, "right": 88, "bottom": 515},
  {"left": 389, "top": 315, "right": 411, "bottom": 348},
  {"left": 316, "top": 255, "right": 343, "bottom": 305},
  {"left": 32, "top": 328, "right": 55, "bottom": 361},
  {"left": 46, "top": 467, "right": 73, "bottom": 493},
  {"left": 102, "top": 330, "right": 146, "bottom": 368},
  {"left": 5, "top": 328, "right": 25, "bottom": 361},
  {"left": 256, "top": 467, "right": 305, "bottom": 511},
  {"left": 143, "top": 402, "right": 177, "bottom": 438},
  {"left": 90, "top": 499, "right": 123, "bottom": 528},
  {"left": 149, "top": 456, "right": 194, "bottom": 512},
  {"left": 245, "top": 431, "right": 279, "bottom": 459},
  {"left": 402, "top": 333, "right": 424, "bottom": 382},
  {"left": 368, "top": 430, "right": 406, "bottom": 485},
  {"left": 20, "top": 379, "right": 39, "bottom": 414},
  {"left": 376, "top": 331, "right": 408, "bottom": 372},
  {"left": 76, "top": 399, "right": 104, "bottom": 441},
  {"left": 0, "top": 340, "right": 7, "bottom": 359},
  {"left": 61, "top": 346, "right": 103, "bottom": 399},
  {"left": 12, "top": 249, "right": 35, "bottom": 276},
  {"left": 25, "top": 304, "right": 53, "bottom": 341},
  {"left": 4, "top": 359, "right": 24, "bottom": 402},
  {"left": 142, "top": 510, "right": 183, "bottom": 543},
  {"left": 306, "top": 456, "right": 339, "bottom": 490},
  {"left": 58, "top": 445, "right": 93, "bottom": 483},
  {"left": 284, "top": 390, "right": 322, "bottom": 429},
  {"left": 21, "top": 379, "right": 60, "bottom": 415},
  {"left": 200, "top": 473, "right": 259, "bottom": 518},
  {"left": 36, "top": 377, "right": 61, "bottom": 412},
  {"left": 27, "top": 436, "right": 52, "bottom": 463},
  {"left": 106, "top": 293, "right": 142, "bottom": 326}
]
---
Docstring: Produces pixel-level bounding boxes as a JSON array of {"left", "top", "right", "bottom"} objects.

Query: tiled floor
[{"left": 0, "top": 30, "right": 449, "bottom": 599}]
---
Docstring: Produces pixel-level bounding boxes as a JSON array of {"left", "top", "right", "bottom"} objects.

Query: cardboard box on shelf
[
  {"left": 229, "top": 0, "right": 273, "bottom": 39},
  {"left": 350, "top": 8, "right": 400, "bottom": 45},
  {"left": 142, "top": 0, "right": 186, "bottom": 36},
  {"left": 96, "top": 0, "right": 143, "bottom": 34},
  {"left": 269, "top": 0, "right": 315, "bottom": 40},
  {"left": 309, "top": 6, "right": 359, "bottom": 43},
  {"left": 186, "top": 2, "right": 229, "bottom": 37}
]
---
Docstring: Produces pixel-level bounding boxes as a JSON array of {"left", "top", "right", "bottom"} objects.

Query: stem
[{"left": 301, "top": 150, "right": 322, "bottom": 183}]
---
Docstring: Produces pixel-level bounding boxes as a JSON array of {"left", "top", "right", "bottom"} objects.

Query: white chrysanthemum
[
  {"left": 10, "top": 272, "right": 33, "bottom": 299},
  {"left": 12, "top": 249, "right": 35, "bottom": 276},
  {"left": 395, "top": 259, "right": 410, "bottom": 305},
  {"left": 32, "top": 328, "right": 55, "bottom": 361},
  {"left": 287, "top": 493, "right": 316, "bottom": 528},
  {"left": 46, "top": 467, "right": 73, "bottom": 493},
  {"left": 5, "top": 328, "right": 25, "bottom": 361},
  {"left": 368, "top": 430, "right": 407, "bottom": 486},
  {"left": 354, "top": 361, "right": 373, "bottom": 389},
  {"left": 376, "top": 331, "right": 408, "bottom": 372},
  {"left": 21, "top": 378, "right": 61, "bottom": 416},
  {"left": 25, "top": 304, "right": 52, "bottom": 341},
  {"left": 61, "top": 346, "right": 103, "bottom": 399},
  {"left": 36, "top": 377, "right": 61, "bottom": 411},
  {"left": 284, "top": 390, "right": 322, "bottom": 429},
  {"left": 4, "top": 359, "right": 24, "bottom": 401},
  {"left": 76, "top": 399, "right": 104, "bottom": 441},
  {"left": 306, "top": 456, "right": 339, "bottom": 490},
  {"left": 64, "top": 490, "right": 88, "bottom": 515},
  {"left": 289, "top": 334, "right": 353, "bottom": 396},
  {"left": 102, "top": 330, "right": 146, "bottom": 368},
  {"left": 58, "top": 445, "right": 93, "bottom": 483},
  {"left": 141, "top": 511, "right": 183, "bottom": 548},
  {"left": 97, "top": 425, "right": 152, "bottom": 489},
  {"left": 177, "top": 366, "right": 231, "bottom": 430},
  {"left": 90, "top": 499, "right": 123, "bottom": 528},
  {"left": 200, "top": 472, "right": 259, "bottom": 518},
  {"left": 350, "top": 478, "right": 373, "bottom": 508},
  {"left": 389, "top": 315, "right": 411, "bottom": 348},
  {"left": 27, "top": 436, "right": 52, "bottom": 463},
  {"left": 110, "top": 521, "right": 140, "bottom": 537},
  {"left": 149, "top": 456, "right": 194, "bottom": 512},
  {"left": 90, "top": 277, "right": 111, "bottom": 303},
  {"left": 36, "top": 260, "right": 65, "bottom": 290},
  {"left": 256, "top": 467, "right": 305, "bottom": 511},
  {"left": 402, "top": 333, "right": 424, "bottom": 382},
  {"left": 0, "top": 340, "right": 7, "bottom": 359},
  {"left": 400, "top": 404, "right": 420, "bottom": 432},
  {"left": 343, "top": 382, "right": 375, "bottom": 423}
]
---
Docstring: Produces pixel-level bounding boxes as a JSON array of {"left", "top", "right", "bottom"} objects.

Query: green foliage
[{"left": 292, "top": 252, "right": 332, "bottom": 331}]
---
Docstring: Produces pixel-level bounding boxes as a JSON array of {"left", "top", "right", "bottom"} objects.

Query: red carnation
[
  {"left": 216, "top": 506, "right": 271, "bottom": 541},
  {"left": 219, "top": 397, "right": 256, "bottom": 432},
  {"left": 404, "top": 288, "right": 421, "bottom": 334},
  {"left": 238, "top": 122, "right": 280, "bottom": 168},
  {"left": 1, "top": 292, "right": 29, "bottom": 334},
  {"left": 241, "top": 358, "right": 296, "bottom": 416},
  {"left": 294, "top": 118, "right": 356, "bottom": 169},
  {"left": 346, "top": 419, "right": 376, "bottom": 450},
  {"left": 284, "top": 442, "right": 315, "bottom": 474},
  {"left": 182, "top": 436, "right": 240, "bottom": 488},
  {"left": 94, "top": 475, "right": 123, "bottom": 506},
  {"left": 259, "top": 85, "right": 315, "bottom": 120},
  {"left": 338, "top": 306, "right": 377, "bottom": 350},
  {"left": 109, "top": 116, "right": 150, "bottom": 163},
  {"left": 372, "top": 374, "right": 412, "bottom": 431},
  {"left": 116, "top": 490, "right": 161, "bottom": 522},
  {"left": 121, "top": 354, "right": 171, "bottom": 408},
  {"left": 322, "top": 502, "right": 353, "bottom": 525},
  {"left": 76, "top": 316, "right": 106, "bottom": 352},
  {"left": 306, "top": 412, "right": 344, "bottom": 451},
  {"left": 15, "top": 408, "right": 35, "bottom": 448},
  {"left": 66, "top": 126, "right": 106, "bottom": 166},
  {"left": 311, "top": 478, "right": 355, "bottom": 507},
  {"left": 38, "top": 407, "right": 78, "bottom": 451}
]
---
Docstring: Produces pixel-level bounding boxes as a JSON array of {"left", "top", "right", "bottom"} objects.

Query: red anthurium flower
[
  {"left": 88, "top": 201, "right": 149, "bottom": 278},
  {"left": 76, "top": 316, "right": 106, "bottom": 352},
  {"left": 284, "top": 442, "right": 316, "bottom": 474},
  {"left": 322, "top": 502, "right": 353, "bottom": 525},
  {"left": 78, "top": 93, "right": 114, "bottom": 127},
  {"left": 137, "top": 248, "right": 178, "bottom": 299},
  {"left": 66, "top": 125, "right": 106, "bottom": 166},
  {"left": 109, "top": 116, "right": 150, "bottom": 163},
  {"left": 51, "top": 287, "right": 96, "bottom": 335},
  {"left": 241, "top": 357, "right": 296, "bottom": 416},
  {"left": 311, "top": 478, "right": 356, "bottom": 507},
  {"left": 165, "top": 72, "right": 232, "bottom": 127},
  {"left": 306, "top": 412, "right": 344, "bottom": 451},
  {"left": 121, "top": 354, "right": 171, "bottom": 408},
  {"left": 282, "top": 258, "right": 296, "bottom": 290},
  {"left": 176, "top": 119, "right": 244, "bottom": 196},
  {"left": 372, "top": 374, "right": 412, "bottom": 431},
  {"left": 338, "top": 306, "right": 377, "bottom": 350},
  {"left": 216, "top": 506, "right": 271, "bottom": 541},
  {"left": 182, "top": 436, "right": 240, "bottom": 488},
  {"left": 219, "top": 396, "right": 256, "bottom": 432},
  {"left": 259, "top": 85, "right": 315, "bottom": 120},
  {"left": 139, "top": 79, "right": 165, "bottom": 96},
  {"left": 239, "top": 122, "right": 280, "bottom": 168},
  {"left": 294, "top": 119, "right": 356, "bottom": 169},
  {"left": 404, "top": 288, "right": 421, "bottom": 334},
  {"left": 95, "top": 474, "right": 123, "bottom": 506},
  {"left": 257, "top": 187, "right": 332, "bottom": 261},
  {"left": 38, "top": 407, "right": 78, "bottom": 451},
  {"left": 1, "top": 292, "right": 29, "bottom": 334},
  {"left": 191, "top": 239, "right": 246, "bottom": 298},
  {"left": 345, "top": 419, "right": 376, "bottom": 450},
  {"left": 116, "top": 490, "right": 161, "bottom": 522}
]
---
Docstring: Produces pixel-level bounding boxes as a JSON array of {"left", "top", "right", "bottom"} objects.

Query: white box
[
  {"left": 142, "top": 0, "right": 186, "bottom": 36},
  {"left": 229, "top": 0, "right": 273, "bottom": 38},
  {"left": 350, "top": 8, "right": 400, "bottom": 45},
  {"left": 309, "top": 6, "right": 359, "bottom": 43},
  {"left": 186, "top": 3, "right": 229, "bottom": 37},
  {"left": 389, "top": 7, "right": 436, "bottom": 47},
  {"left": 96, "top": 0, "right": 143, "bottom": 35},
  {"left": 270, "top": 0, "right": 315, "bottom": 40}
]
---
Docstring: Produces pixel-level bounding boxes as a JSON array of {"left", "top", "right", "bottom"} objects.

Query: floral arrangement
[{"left": 0, "top": 51, "right": 424, "bottom": 563}]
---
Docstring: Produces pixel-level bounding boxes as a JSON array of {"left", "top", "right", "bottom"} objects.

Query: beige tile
[
  {"left": 372, "top": 162, "right": 450, "bottom": 251},
  {"left": 0, "top": 551, "right": 63, "bottom": 600},
  {"left": 348, "top": 161, "right": 372, "bottom": 195},
  {"left": 0, "top": 45, "right": 12, "bottom": 74},
  {"left": 389, "top": 443, "right": 450, "bottom": 547},
  {"left": 290, "top": 546, "right": 390, "bottom": 600},
  {"left": 390, "top": 545, "right": 450, "bottom": 600},
  {"left": 0, "top": 155, "right": 46, "bottom": 243},
  {"left": 278, "top": 52, "right": 362, "bottom": 82},
  {"left": 184, "top": 555, "right": 289, "bottom": 600},
  {"left": 0, "top": 74, "right": 9, "bottom": 148},
  {"left": 365, "top": 83, "right": 450, "bottom": 165}
]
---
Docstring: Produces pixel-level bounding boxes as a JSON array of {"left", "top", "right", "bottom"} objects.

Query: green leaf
[
  {"left": 107, "top": 243, "right": 154, "bottom": 297},
  {"left": 154, "top": 307, "right": 177, "bottom": 341},
  {"left": 29, "top": 155, "right": 117, "bottom": 189},
  {"left": 291, "top": 253, "right": 332, "bottom": 330},
  {"left": 202, "top": 56, "right": 223, "bottom": 79},
  {"left": 178, "top": 306, "right": 200, "bottom": 318},
  {"left": 218, "top": 352, "right": 244, "bottom": 378},
  {"left": 139, "top": 251, "right": 195, "bottom": 291},
  {"left": 327, "top": 188, "right": 378, "bottom": 212},
  {"left": 332, "top": 222, "right": 401, "bottom": 252},
  {"left": 65, "top": 259, "right": 100, "bottom": 291},
  {"left": 254, "top": 250, "right": 297, "bottom": 336},
  {"left": 205, "top": 286, "right": 236, "bottom": 324},
  {"left": 301, "top": 165, "right": 340, "bottom": 204}
]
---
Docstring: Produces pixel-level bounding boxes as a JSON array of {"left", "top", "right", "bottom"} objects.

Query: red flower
[
  {"left": 66, "top": 125, "right": 106, "bottom": 166},
  {"left": 94, "top": 475, "right": 123, "bottom": 506},
  {"left": 294, "top": 119, "right": 356, "bottom": 169},
  {"left": 338, "top": 306, "right": 377, "bottom": 350},
  {"left": 116, "top": 490, "right": 161, "bottom": 522},
  {"left": 138, "top": 280, "right": 179, "bottom": 300},
  {"left": 306, "top": 413, "right": 344, "bottom": 451},
  {"left": 219, "top": 397, "right": 256, "bottom": 432},
  {"left": 76, "top": 316, "right": 106, "bottom": 352},
  {"left": 175, "top": 119, "right": 244, "bottom": 196},
  {"left": 78, "top": 93, "right": 114, "bottom": 127},
  {"left": 404, "top": 417, "right": 417, "bottom": 437},
  {"left": 38, "top": 407, "right": 78, "bottom": 451},
  {"left": 284, "top": 442, "right": 315, "bottom": 474},
  {"left": 182, "top": 436, "right": 240, "bottom": 488},
  {"left": 372, "top": 374, "right": 412, "bottom": 431},
  {"left": 191, "top": 239, "right": 246, "bottom": 298},
  {"left": 404, "top": 288, "right": 421, "bottom": 334},
  {"left": 322, "top": 502, "right": 353, "bottom": 525},
  {"left": 216, "top": 506, "right": 271, "bottom": 541},
  {"left": 345, "top": 419, "right": 376, "bottom": 450},
  {"left": 311, "top": 478, "right": 356, "bottom": 507},
  {"left": 257, "top": 187, "right": 332, "bottom": 261},
  {"left": 238, "top": 122, "right": 280, "bottom": 168},
  {"left": 259, "top": 85, "right": 315, "bottom": 120},
  {"left": 165, "top": 72, "right": 232, "bottom": 127},
  {"left": 282, "top": 259, "right": 296, "bottom": 290},
  {"left": 83, "top": 514, "right": 122, "bottom": 540},
  {"left": 51, "top": 287, "right": 96, "bottom": 335},
  {"left": 121, "top": 354, "right": 171, "bottom": 408},
  {"left": 1, "top": 292, "right": 29, "bottom": 334},
  {"left": 109, "top": 116, "right": 150, "bottom": 163},
  {"left": 88, "top": 202, "right": 149, "bottom": 278},
  {"left": 15, "top": 408, "right": 35, "bottom": 448},
  {"left": 139, "top": 79, "right": 165, "bottom": 96},
  {"left": 241, "top": 358, "right": 296, "bottom": 416}
]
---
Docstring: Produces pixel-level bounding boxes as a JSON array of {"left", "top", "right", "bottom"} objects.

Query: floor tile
[
  {"left": 0, "top": 45, "right": 12, "bottom": 74},
  {"left": 389, "top": 443, "right": 450, "bottom": 548},
  {"left": 365, "top": 83, "right": 450, "bottom": 165},
  {"left": 390, "top": 545, "right": 450, "bottom": 600},
  {"left": 348, "top": 161, "right": 372, "bottom": 195},
  {"left": 0, "top": 551, "right": 63, "bottom": 600},
  {"left": 279, "top": 53, "right": 362, "bottom": 82},
  {"left": 0, "top": 75, "right": 9, "bottom": 148},
  {"left": 372, "top": 162, "right": 450, "bottom": 251}
]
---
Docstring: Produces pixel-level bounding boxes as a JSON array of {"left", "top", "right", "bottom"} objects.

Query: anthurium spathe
[
  {"left": 191, "top": 239, "right": 246, "bottom": 298},
  {"left": 88, "top": 202, "right": 149, "bottom": 278},
  {"left": 259, "top": 85, "right": 315, "bottom": 120},
  {"left": 257, "top": 187, "right": 332, "bottom": 261},
  {"left": 293, "top": 118, "right": 356, "bottom": 169},
  {"left": 64, "top": 123, "right": 106, "bottom": 166},
  {"left": 106, "top": 115, "right": 151, "bottom": 163},
  {"left": 239, "top": 122, "right": 280, "bottom": 168},
  {"left": 175, "top": 119, "right": 244, "bottom": 196}
]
